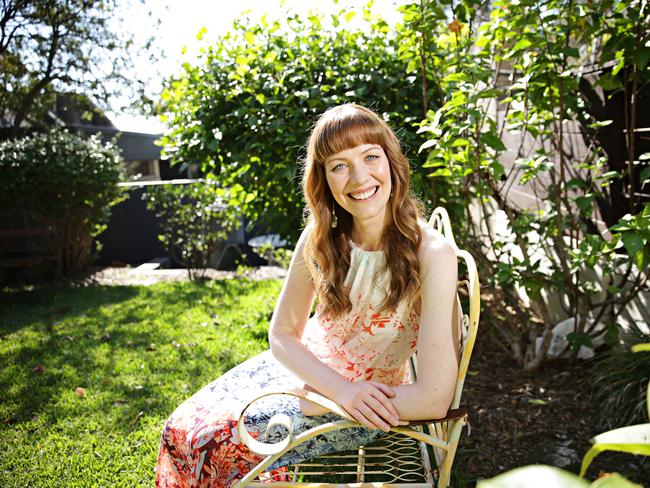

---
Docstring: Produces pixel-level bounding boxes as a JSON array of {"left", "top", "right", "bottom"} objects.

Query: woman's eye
[
  {"left": 333, "top": 163, "right": 346, "bottom": 171},
  {"left": 366, "top": 154, "right": 378, "bottom": 161}
]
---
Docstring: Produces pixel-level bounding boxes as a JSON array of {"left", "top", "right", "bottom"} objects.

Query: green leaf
[
  {"left": 477, "top": 465, "right": 589, "bottom": 488},
  {"left": 631, "top": 47, "right": 650, "bottom": 70},
  {"left": 528, "top": 399, "right": 548, "bottom": 405},
  {"left": 196, "top": 26, "right": 208, "bottom": 41},
  {"left": 640, "top": 167, "right": 650, "bottom": 183},
  {"left": 631, "top": 344, "right": 650, "bottom": 353},
  {"left": 481, "top": 132, "right": 507, "bottom": 151},
  {"left": 512, "top": 38, "right": 532, "bottom": 51},
  {"left": 418, "top": 139, "right": 436, "bottom": 153},
  {"left": 579, "top": 424, "right": 650, "bottom": 477},
  {"left": 591, "top": 473, "right": 643, "bottom": 487},
  {"left": 598, "top": 73, "right": 623, "bottom": 91},
  {"left": 621, "top": 232, "right": 645, "bottom": 258},
  {"left": 589, "top": 120, "right": 613, "bottom": 129}
]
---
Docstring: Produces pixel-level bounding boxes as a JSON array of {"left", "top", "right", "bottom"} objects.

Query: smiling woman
[
  {"left": 324, "top": 143, "right": 392, "bottom": 250},
  {"left": 156, "top": 103, "right": 460, "bottom": 487}
]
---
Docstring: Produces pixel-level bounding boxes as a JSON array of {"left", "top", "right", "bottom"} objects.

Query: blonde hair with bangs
[{"left": 301, "top": 103, "right": 424, "bottom": 319}]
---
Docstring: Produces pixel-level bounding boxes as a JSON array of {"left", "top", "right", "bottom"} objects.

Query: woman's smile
[{"left": 348, "top": 186, "right": 379, "bottom": 201}]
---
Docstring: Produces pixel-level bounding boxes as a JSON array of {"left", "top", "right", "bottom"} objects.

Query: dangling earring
[{"left": 331, "top": 206, "right": 338, "bottom": 229}]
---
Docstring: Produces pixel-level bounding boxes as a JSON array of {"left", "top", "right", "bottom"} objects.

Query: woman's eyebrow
[{"left": 326, "top": 145, "right": 380, "bottom": 164}]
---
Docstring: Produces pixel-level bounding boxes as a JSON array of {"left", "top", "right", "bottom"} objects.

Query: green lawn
[{"left": 0, "top": 279, "right": 282, "bottom": 487}]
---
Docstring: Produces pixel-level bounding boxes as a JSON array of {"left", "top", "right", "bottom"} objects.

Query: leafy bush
[
  {"left": 159, "top": 5, "right": 434, "bottom": 242},
  {"left": 404, "top": 0, "right": 650, "bottom": 369},
  {"left": 591, "top": 330, "right": 650, "bottom": 429},
  {"left": 0, "top": 128, "right": 125, "bottom": 274},
  {"left": 143, "top": 179, "right": 242, "bottom": 279}
]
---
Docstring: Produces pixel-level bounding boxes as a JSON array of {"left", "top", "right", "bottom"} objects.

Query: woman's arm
[
  {"left": 269, "top": 226, "right": 400, "bottom": 431},
  {"left": 389, "top": 229, "right": 460, "bottom": 420}
]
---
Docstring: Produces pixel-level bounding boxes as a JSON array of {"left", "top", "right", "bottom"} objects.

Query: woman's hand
[{"left": 334, "top": 381, "right": 400, "bottom": 432}]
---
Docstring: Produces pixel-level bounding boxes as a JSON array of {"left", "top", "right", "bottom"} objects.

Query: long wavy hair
[{"left": 302, "top": 103, "right": 424, "bottom": 319}]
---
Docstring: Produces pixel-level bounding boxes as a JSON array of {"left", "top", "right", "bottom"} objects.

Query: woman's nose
[{"left": 349, "top": 161, "right": 369, "bottom": 182}]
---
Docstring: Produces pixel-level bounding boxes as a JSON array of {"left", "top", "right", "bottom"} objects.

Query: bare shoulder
[
  {"left": 417, "top": 219, "right": 456, "bottom": 269},
  {"left": 294, "top": 221, "right": 314, "bottom": 251}
]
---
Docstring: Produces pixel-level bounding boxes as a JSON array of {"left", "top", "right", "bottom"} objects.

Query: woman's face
[{"left": 324, "top": 143, "right": 392, "bottom": 231}]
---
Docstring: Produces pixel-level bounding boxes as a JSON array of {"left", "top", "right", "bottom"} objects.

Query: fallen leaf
[
  {"left": 32, "top": 365, "right": 45, "bottom": 374},
  {"left": 528, "top": 398, "right": 548, "bottom": 405},
  {"left": 75, "top": 387, "right": 87, "bottom": 398}
]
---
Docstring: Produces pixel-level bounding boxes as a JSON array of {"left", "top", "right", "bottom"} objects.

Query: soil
[
  {"left": 458, "top": 312, "right": 650, "bottom": 486},
  {"left": 70, "top": 264, "right": 287, "bottom": 286}
]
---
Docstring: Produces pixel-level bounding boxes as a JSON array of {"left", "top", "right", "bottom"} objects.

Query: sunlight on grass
[{"left": 0, "top": 278, "right": 282, "bottom": 486}]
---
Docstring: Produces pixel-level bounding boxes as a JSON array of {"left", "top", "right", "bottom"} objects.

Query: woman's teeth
[{"left": 350, "top": 187, "right": 378, "bottom": 200}]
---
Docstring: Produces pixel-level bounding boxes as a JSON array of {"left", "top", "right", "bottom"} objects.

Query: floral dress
[{"left": 156, "top": 240, "right": 421, "bottom": 487}]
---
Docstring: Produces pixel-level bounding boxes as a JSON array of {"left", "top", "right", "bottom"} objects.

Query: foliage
[
  {"left": 143, "top": 179, "right": 242, "bottom": 279},
  {"left": 591, "top": 330, "right": 650, "bottom": 428},
  {"left": 404, "top": 0, "right": 650, "bottom": 369},
  {"left": 581, "top": 343, "right": 650, "bottom": 478},
  {"left": 0, "top": 128, "right": 125, "bottom": 274},
  {"left": 0, "top": 278, "right": 282, "bottom": 486},
  {"left": 477, "top": 465, "right": 640, "bottom": 487},
  {"left": 158, "top": 5, "right": 436, "bottom": 242},
  {"left": 256, "top": 242, "right": 294, "bottom": 269},
  {"left": 0, "top": 0, "right": 155, "bottom": 129},
  {"left": 579, "top": 423, "right": 650, "bottom": 479}
]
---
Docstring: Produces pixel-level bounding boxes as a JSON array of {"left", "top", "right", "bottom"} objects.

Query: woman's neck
[{"left": 351, "top": 213, "right": 392, "bottom": 251}]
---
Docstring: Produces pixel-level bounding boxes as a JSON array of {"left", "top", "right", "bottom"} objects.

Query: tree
[
  {"left": 0, "top": 0, "right": 153, "bottom": 130},
  {"left": 159, "top": 6, "right": 438, "bottom": 242}
]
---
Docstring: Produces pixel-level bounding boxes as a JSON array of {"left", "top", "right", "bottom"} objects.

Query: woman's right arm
[{"left": 268, "top": 225, "right": 399, "bottom": 432}]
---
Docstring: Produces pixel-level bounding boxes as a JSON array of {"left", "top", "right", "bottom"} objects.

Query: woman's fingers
[
  {"left": 368, "top": 386, "right": 400, "bottom": 421},
  {"left": 355, "top": 404, "right": 391, "bottom": 432},
  {"left": 365, "top": 394, "right": 399, "bottom": 427},
  {"left": 350, "top": 408, "right": 376, "bottom": 431},
  {"left": 373, "top": 382, "right": 396, "bottom": 398}
]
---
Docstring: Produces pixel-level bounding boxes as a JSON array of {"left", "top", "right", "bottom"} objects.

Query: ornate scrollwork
[{"left": 236, "top": 388, "right": 355, "bottom": 456}]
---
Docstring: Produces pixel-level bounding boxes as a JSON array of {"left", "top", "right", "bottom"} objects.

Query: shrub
[
  {"left": 158, "top": 6, "right": 434, "bottom": 242},
  {"left": 0, "top": 128, "right": 125, "bottom": 275},
  {"left": 143, "top": 179, "right": 242, "bottom": 279},
  {"left": 591, "top": 329, "right": 650, "bottom": 429}
]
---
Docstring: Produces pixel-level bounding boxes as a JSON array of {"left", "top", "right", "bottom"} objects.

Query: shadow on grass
[
  {"left": 0, "top": 279, "right": 275, "bottom": 435},
  {"left": 0, "top": 285, "right": 140, "bottom": 335}
]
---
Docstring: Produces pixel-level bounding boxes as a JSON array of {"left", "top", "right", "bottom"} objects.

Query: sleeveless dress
[{"left": 156, "top": 240, "right": 421, "bottom": 488}]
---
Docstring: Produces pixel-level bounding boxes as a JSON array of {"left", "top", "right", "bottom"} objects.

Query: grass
[{"left": 0, "top": 278, "right": 282, "bottom": 487}]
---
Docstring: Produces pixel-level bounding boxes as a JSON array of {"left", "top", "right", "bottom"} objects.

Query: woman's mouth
[{"left": 348, "top": 186, "right": 379, "bottom": 201}]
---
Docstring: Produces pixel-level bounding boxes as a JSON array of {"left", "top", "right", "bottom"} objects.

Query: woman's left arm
[{"left": 389, "top": 233, "right": 459, "bottom": 421}]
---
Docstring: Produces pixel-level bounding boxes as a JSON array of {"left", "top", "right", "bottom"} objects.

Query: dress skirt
[{"left": 156, "top": 349, "right": 386, "bottom": 488}]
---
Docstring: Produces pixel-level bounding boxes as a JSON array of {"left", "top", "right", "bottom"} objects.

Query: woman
[{"left": 156, "top": 103, "right": 460, "bottom": 487}]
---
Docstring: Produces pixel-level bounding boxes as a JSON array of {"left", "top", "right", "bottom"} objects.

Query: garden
[{"left": 1, "top": 0, "right": 649, "bottom": 486}]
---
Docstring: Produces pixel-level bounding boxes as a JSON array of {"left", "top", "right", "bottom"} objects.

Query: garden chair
[{"left": 235, "top": 206, "right": 480, "bottom": 488}]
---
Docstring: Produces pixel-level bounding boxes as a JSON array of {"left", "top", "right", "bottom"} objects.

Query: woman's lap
[{"left": 156, "top": 349, "right": 385, "bottom": 487}]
